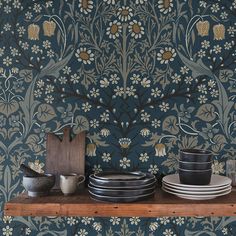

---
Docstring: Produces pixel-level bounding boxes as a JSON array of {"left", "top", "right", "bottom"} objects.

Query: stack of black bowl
[{"left": 179, "top": 149, "right": 212, "bottom": 185}]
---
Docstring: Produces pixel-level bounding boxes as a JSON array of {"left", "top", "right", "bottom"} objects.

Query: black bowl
[
  {"left": 179, "top": 168, "right": 212, "bottom": 185},
  {"left": 180, "top": 149, "right": 212, "bottom": 162},
  {"left": 179, "top": 160, "right": 212, "bottom": 170}
]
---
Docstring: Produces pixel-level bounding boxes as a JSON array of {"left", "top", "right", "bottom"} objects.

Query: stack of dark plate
[{"left": 88, "top": 171, "right": 156, "bottom": 202}]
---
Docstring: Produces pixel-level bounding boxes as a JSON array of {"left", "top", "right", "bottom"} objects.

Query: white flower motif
[
  {"left": 128, "top": 20, "right": 144, "bottom": 39},
  {"left": 2, "top": 226, "right": 13, "bottom": 236},
  {"left": 212, "top": 160, "right": 224, "bottom": 174},
  {"left": 101, "top": 152, "right": 111, "bottom": 162},
  {"left": 100, "top": 78, "right": 110, "bottom": 88},
  {"left": 75, "top": 47, "right": 94, "bottom": 64},
  {"left": 82, "top": 102, "right": 92, "bottom": 112},
  {"left": 103, "top": 0, "right": 115, "bottom": 4},
  {"left": 120, "top": 157, "right": 131, "bottom": 169},
  {"left": 67, "top": 217, "right": 78, "bottom": 226},
  {"left": 141, "top": 77, "right": 150, "bottom": 87},
  {"left": 163, "top": 229, "right": 176, "bottom": 236},
  {"left": 157, "top": 47, "right": 176, "bottom": 64},
  {"left": 148, "top": 164, "right": 159, "bottom": 174},
  {"left": 79, "top": 0, "right": 93, "bottom": 14},
  {"left": 139, "top": 153, "right": 149, "bottom": 162},
  {"left": 158, "top": 0, "right": 173, "bottom": 14},
  {"left": 130, "top": 74, "right": 141, "bottom": 84},
  {"left": 141, "top": 112, "right": 150, "bottom": 122},
  {"left": 129, "top": 217, "right": 140, "bottom": 225},
  {"left": 159, "top": 102, "right": 169, "bottom": 112},
  {"left": 110, "top": 217, "right": 120, "bottom": 225},
  {"left": 92, "top": 164, "right": 102, "bottom": 174},
  {"left": 117, "top": 6, "right": 133, "bottom": 22},
  {"left": 135, "top": 0, "right": 147, "bottom": 4},
  {"left": 106, "top": 20, "right": 122, "bottom": 39}
]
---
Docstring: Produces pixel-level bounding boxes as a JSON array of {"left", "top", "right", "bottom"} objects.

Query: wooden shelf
[{"left": 4, "top": 188, "right": 236, "bottom": 217}]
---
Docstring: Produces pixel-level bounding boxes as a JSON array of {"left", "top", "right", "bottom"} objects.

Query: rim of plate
[
  {"left": 162, "top": 181, "right": 231, "bottom": 191},
  {"left": 162, "top": 174, "right": 232, "bottom": 188},
  {"left": 89, "top": 190, "right": 155, "bottom": 199},
  {"left": 162, "top": 186, "right": 231, "bottom": 198},
  {"left": 162, "top": 184, "right": 232, "bottom": 195}
]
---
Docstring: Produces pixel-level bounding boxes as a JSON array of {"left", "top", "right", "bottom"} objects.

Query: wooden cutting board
[{"left": 46, "top": 128, "right": 86, "bottom": 188}]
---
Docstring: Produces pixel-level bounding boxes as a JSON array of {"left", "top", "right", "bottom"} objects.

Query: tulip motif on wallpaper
[
  {"left": 86, "top": 143, "right": 97, "bottom": 157},
  {"left": 213, "top": 24, "right": 225, "bottom": 40},
  {"left": 28, "top": 20, "right": 56, "bottom": 40},
  {"left": 196, "top": 20, "right": 225, "bottom": 40},
  {"left": 155, "top": 143, "right": 166, "bottom": 157},
  {"left": 196, "top": 20, "right": 210, "bottom": 37},
  {"left": 43, "top": 20, "right": 56, "bottom": 37},
  {"left": 28, "top": 23, "right": 40, "bottom": 40}
]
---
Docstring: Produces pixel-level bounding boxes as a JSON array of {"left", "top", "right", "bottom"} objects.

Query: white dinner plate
[
  {"left": 163, "top": 181, "right": 231, "bottom": 192},
  {"left": 163, "top": 174, "right": 232, "bottom": 188},
  {"left": 162, "top": 183, "right": 232, "bottom": 195},
  {"left": 162, "top": 186, "right": 232, "bottom": 200}
]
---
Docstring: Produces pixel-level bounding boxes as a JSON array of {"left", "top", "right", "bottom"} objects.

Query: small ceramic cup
[{"left": 60, "top": 173, "right": 85, "bottom": 195}]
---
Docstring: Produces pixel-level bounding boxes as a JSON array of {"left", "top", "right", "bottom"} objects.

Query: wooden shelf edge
[{"left": 4, "top": 189, "right": 236, "bottom": 217}]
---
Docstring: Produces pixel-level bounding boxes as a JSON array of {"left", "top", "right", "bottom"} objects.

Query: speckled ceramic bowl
[{"left": 23, "top": 174, "right": 55, "bottom": 197}]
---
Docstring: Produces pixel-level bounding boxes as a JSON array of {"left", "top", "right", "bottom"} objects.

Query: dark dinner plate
[
  {"left": 89, "top": 190, "right": 155, "bottom": 203},
  {"left": 89, "top": 180, "right": 156, "bottom": 190},
  {"left": 88, "top": 184, "right": 155, "bottom": 197},
  {"left": 94, "top": 171, "right": 146, "bottom": 181},
  {"left": 89, "top": 173, "right": 156, "bottom": 187}
]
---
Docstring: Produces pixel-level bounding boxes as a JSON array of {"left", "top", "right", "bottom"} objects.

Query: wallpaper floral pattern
[{"left": 0, "top": 0, "right": 236, "bottom": 235}]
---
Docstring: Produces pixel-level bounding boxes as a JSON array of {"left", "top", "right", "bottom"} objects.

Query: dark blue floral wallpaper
[{"left": 1, "top": 0, "right": 236, "bottom": 235}]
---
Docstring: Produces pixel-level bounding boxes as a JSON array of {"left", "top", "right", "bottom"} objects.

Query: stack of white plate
[{"left": 162, "top": 174, "right": 232, "bottom": 200}]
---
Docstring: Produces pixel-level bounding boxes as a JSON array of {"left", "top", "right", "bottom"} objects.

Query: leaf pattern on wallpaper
[{"left": 0, "top": 0, "right": 236, "bottom": 235}]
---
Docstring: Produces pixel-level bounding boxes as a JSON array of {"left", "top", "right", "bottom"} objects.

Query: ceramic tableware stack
[
  {"left": 162, "top": 174, "right": 232, "bottom": 200},
  {"left": 162, "top": 149, "right": 232, "bottom": 200},
  {"left": 178, "top": 149, "right": 213, "bottom": 185},
  {"left": 88, "top": 171, "right": 156, "bottom": 202}
]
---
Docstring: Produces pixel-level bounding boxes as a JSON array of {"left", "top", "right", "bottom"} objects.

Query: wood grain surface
[
  {"left": 4, "top": 188, "right": 236, "bottom": 217},
  {"left": 46, "top": 128, "right": 86, "bottom": 188}
]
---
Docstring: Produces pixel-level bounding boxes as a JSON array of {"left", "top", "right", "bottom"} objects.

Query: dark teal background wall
[{"left": 1, "top": 0, "right": 236, "bottom": 235}]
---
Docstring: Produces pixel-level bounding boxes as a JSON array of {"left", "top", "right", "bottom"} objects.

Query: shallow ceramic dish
[
  {"left": 94, "top": 171, "right": 146, "bottom": 181},
  {"left": 180, "top": 149, "right": 212, "bottom": 162},
  {"left": 89, "top": 180, "right": 156, "bottom": 189},
  {"left": 179, "top": 160, "right": 212, "bottom": 170},
  {"left": 162, "top": 183, "right": 232, "bottom": 195},
  {"left": 163, "top": 174, "right": 232, "bottom": 188},
  {"left": 89, "top": 173, "right": 156, "bottom": 187},
  {"left": 179, "top": 168, "right": 212, "bottom": 185},
  {"left": 88, "top": 184, "right": 155, "bottom": 197},
  {"left": 162, "top": 186, "right": 231, "bottom": 200},
  {"left": 23, "top": 174, "right": 55, "bottom": 197},
  {"left": 89, "top": 190, "right": 155, "bottom": 202},
  {"left": 163, "top": 180, "right": 231, "bottom": 192}
]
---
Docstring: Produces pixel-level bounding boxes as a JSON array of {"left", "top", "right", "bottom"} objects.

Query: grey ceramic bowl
[
  {"left": 178, "top": 168, "right": 212, "bottom": 185},
  {"left": 179, "top": 160, "right": 212, "bottom": 170},
  {"left": 23, "top": 174, "right": 55, "bottom": 197},
  {"left": 180, "top": 149, "right": 212, "bottom": 162}
]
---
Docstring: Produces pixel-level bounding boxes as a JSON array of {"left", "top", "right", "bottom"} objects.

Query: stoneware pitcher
[{"left": 60, "top": 173, "right": 85, "bottom": 195}]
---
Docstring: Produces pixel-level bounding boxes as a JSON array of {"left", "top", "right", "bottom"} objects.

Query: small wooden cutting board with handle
[{"left": 46, "top": 127, "right": 86, "bottom": 188}]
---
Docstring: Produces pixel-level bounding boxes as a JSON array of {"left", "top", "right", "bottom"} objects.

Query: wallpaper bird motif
[{"left": 0, "top": 0, "right": 236, "bottom": 235}]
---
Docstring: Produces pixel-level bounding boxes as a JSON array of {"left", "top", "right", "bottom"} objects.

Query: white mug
[{"left": 60, "top": 173, "right": 85, "bottom": 195}]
